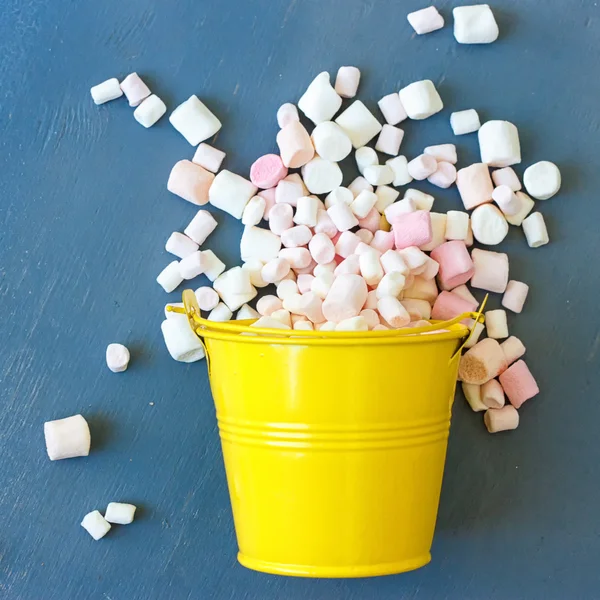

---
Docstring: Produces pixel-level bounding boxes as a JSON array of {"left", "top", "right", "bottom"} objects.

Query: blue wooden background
[{"left": 1, "top": 0, "right": 599, "bottom": 598}]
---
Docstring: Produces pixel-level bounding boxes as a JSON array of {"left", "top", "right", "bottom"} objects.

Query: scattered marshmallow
[
  {"left": 262, "top": 258, "right": 291, "bottom": 284},
  {"left": 450, "top": 109, "right": 481, "bottom": 135},
  {"left": 315, "top": 209, "right": 339, "bottom": 238},
  {"left": 523, "top": 161, "right": 561, "bottom": 200},
  {"left": 502, "top": 280, "right": 529, "bottom": 313},
  {"left": 325, "top": 186, "right": 354, "bottom": 209},
  {"left": 380, "top": 249, "right": 410, "bottom": 275},
  {"left": 376, "top": 272, "right": 406, "bottom": 298},
  {"left": 355, "top": 147, "right": 378, "bottom": 175},
  {"left": 420, "top": 212, "right": 447, "bottom": 251},
  {"left": 459, "top": 338, "right": 507, "bottom": 385},
  {"left": 351, "top": 190, "right": 378, "bottom": 219},
  {"left": 377, "top": 93, "right": 408, "bottom": 125},
  {"left": 485, "top": 309, "right": 509, "bottom": 339},
  {"left": 471, "top": 203, "right": 509, "bottom": 245},
  {"left": 431, "top": 290, "right": 477, "bottom": 321},
  {"left": 90, "top": 78, "right": 123, "bottom": 105},
  {"left": 106, "top": 343, "right": 130, "bottom": 373},
  {"left": 386, "top": 156, "right": 413, "bottom": 187},
  {"left": 195, "top": 286, "right": 220, "bottom": 311},
  {"left": 393, "top": 210, "right": 432, "bottom": 249},
  {"left": 451, "top": 284, "right": 478, "bottom": 305},
  {"left": 401, "top": 298, "right": 431, "bottom": 320},
  {"left": 492, "top": 185, "right": 521, "bottom": 216},
  {"left": 165, "top": 232, "right": 198, "bottom": 259},
  {"left": 335, "top": 100, "right": 383, "bottom": 148},
  {"left": 404, "top": 189, "right": 435, "bottom": 211},
  {"left": 120, "top": 73, "right": 150, "bottom": 107},
  {"left": 407, "top": 6, "right": 444, "bottom": 35},
  {"left": 371, "top": 230, "right": 395, "bottom": 253},
  {"left": 242, "top": 196, "right": 267, "bottom": 226},
  {"left": 453, "top": 4, "right": 499, "bottom": 44},
  {"left": 334, "top": 66, "right": 361, "bottom": 98},
  {"left": 492, "top": 167, "right": 521, "bottom": 191},
  {"left": 399, "top": 80, "right": 443, "bottom": 120},
  {"left": 184, "top": 210, "right": 217, "bottom": 245},
  {"left": 168, "top": 160, "right": 215, "bottom": 206},
  {"left": 81, "top": 511, "right": 111, "bottom": 540},
  {"left": 277, "top": 279, "right": 299, "bottom": 300},
  {"left": 276, "top": 121, "right": 315, "bottom": 168},
  {"left": 280, "top": 247, "right": 312, "bottom": 269},
  {"left": 430, "top": 240, "right": 474, "bottom": 290},
  {"left": 277, "top": 103, "right": 300, "bottom": 129},
  {"left": 298, "top": 72, "right": 342, "bottom": 125},
  {"left": 179, "top": 251, "right": 206, "bottom": 280},
  {"left": 499, "top": 360, "right": 539, "bottom": 408},
  {"left": 44, "top": 414, "right": 91, "bottom": 461},
  {"left": 424, "top": 144, "right": 457, "bottom": 164},
  {"left": 208, "top": 303, "right": 233, "bottom": 322},
  {"left": 249, "top": 154, "right": 288, "bottom": 189},
  {"left": 505, "top": 192, "right": 535, "bottom": 226},
  {"left": 377, "top": 296, "right": 410, "bottom": 328},
  {"left": 269, "top": 203, "right": 294, "bottom": 235},
  {"left": 201, "top": 250, "right": 226, "bottom": 281},
  {"left": 374, "top": 186, "right": 400, "bottom": 213},
  {"left": 357, "top": 229, "right": 375, "bottom": 244},
  {"left": 360, "top": 309, "right": 380, "bottom": 329},
  {"left": 462, "top": 382, "right": 486, "bottom": 412},
  {"left": 359, "top": 250, "right": 384, "bottom": 286},
  {"left": 169, "top": 95, "right": 221, "bottom": 145},
  {"left": 445, "top": 210, "right": 469, "bottom": 241},
  {"left": 209, "top": 170, "right": 257, "bottom": 219},
  {"left": 375, "top": 124, "right": 404, "bottom": 156},
  {"left": 240, "top": 226, "right": 282, "bottom": 263},
  {"left": 105, "top": 502, "right": 136, "bottom": 525},
  {"left": 294, "top": 195, "right": 320, "bottom": 226},
  {"left": 522, "top": 212, "right": 549, "bottom": 248},
  {"left": 363, "top": 165, "right": 395, "bottom": 186},
  {"left": 427, "top": 161, "right": 457, "bottom": 188},
  {"left": 301, "top": 157, "right": 343, "bottom": 194},
  {"left": 501, "top": 336, "right": 526, "bottom": 366},
  {"left": 133, "top": 95, "right": 167, "bottom": 128},
  {"left": 456, "top": 163, "right": 494, "bottom": 209},
  {"left": 348, "top": 176, "right": 374, "bottom": 197},
  {"left": 275, "top": 179, "right": 303, "bottom": 207},
  {"left": 484, "top": 405, "right": 519, "bottom": 433},
  {"left": 407, "top": 154, "right": 438, "bottom": 180},
  {"left": 157, "top": 261, "right": 183, "bottom": 293},
  {"left": 327, "top": 202, "right": 359, "bottom": 231},
  {"left": 282, "top": 225, "right": 312, "bottom": 248},
  {"left": 322, "top": 274, "right": 368, "bottom": 322},
  {"left": 470, "top": 249, "right": 509, "bottom": 293},
  {"left": 213, "top": 267, "right": 257, "bottom": 311},
  {"left": 297, "top": 273, "right": 315, "bottom": 294},
  {"left": 478, "top": 120, "right": 521, "bottom": 168},
  {"left": 311, "top": 121, "right": 353, "bottom": 162}
]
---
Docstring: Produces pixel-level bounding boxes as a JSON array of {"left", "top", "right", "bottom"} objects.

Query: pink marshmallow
[
  {"left": 492, "top": 185, "right": 521, "bottom": 216},
  {"left": 334, "top": 66, "right": 361, "bottom": 98},
  {"left": 502, "top": 280, "right": 529, "bottom": 313},
  {"left": 297, "top": 273, "right": 315, "bottom": 294},
  {"left": 279, "top": 248, "right": 312, "bottom": 269},
  {"left": 370, "top": 230, "right": 395, "bottom": 253},
  {"left": 322, "top": 274, "right": 368, "bottom": 323},
  {"left": 334, "top": 254, "right": 361, "bottom": 276},
  {"left": 491, "top": 167, "right": 521, "bottom": 191},
  {"left": 261, "top": 258, "right": 291, "bottom": 284},
  {"left": 450, "top": 284, "right": 478, "bottom": 305},
  {"left": 407, "top": 154, "right": 438, "bottom": 180},
  {"left": 192, "top": 143, "right": 226, "bottom": 173},
  {"left": 276, "top": 121, "right": 315, "bottom": 168},
  {"left": 269, "top": 203, "right": 294, "bottom": 235},
  {"left": 275, "top": 179, "right": 304, "bottom": 206},
  {"left": 459, "top": 338, "right": 508, "bottom": 385},
  {"left": 393, "top": 210, "right": 433, "bottom": 250},
  {"left": 481, "top": 379, "right": 505, "bottom": 409},
  {"left": 456, "top": 163, "right": 494, "bottom": 210},
  {"left": 250, "top": 154, "right": 288, "bottom": 189},
  {"left": 377, "top": 93, "right": 407, "bottom": 125},
  {"left": 471, "top": 249, "right": 509, "bottom": 293},
  {"left": 427, "top": 161, "right": 457, "bottom": 189},
  {"left": 377, "top": 296, "right": 410, "bottom": 328},
  {"left": 257, "top": 295, "right": 284, "bottom": 316},
  {"left": 500, "top": 336, "right": 526, "bottom": 367},
  {"left": 167, "top": 160, "right": 215, "bottom": 206},
  {"left": 430, "top": 240, "right": 474, "bottom": 290},
  {"left": 281, "top": 225, "right": 313, "bottom": 248},
  {"left": 314, "top": 209, "right": 339, "bottom": 238},
  {"left": 499, "top": 360, "right": 539, "bottom": 408},
  {"left": 431, "top": 291, "right": 477, "bottom": 321},
  {"left": 375, "top": 124, "right": 405, "bottom": 156},
  {"left": 484, "top": 405, "right": 519, "bottom": 433},
  {"left": 120, "top": 72, "right": 151, "bottom": 107},
  {"left": 334, "top": 231, "right": 362, "bottom": 258},
  {"left": 357, "top": 207, "right": 382, "bottom": 233},
  {"left": 309, "top": 233, "right": 336, "bottom": 264},
  {"left": 258, "top": 188, "right": 276, "bottom": 220},
  {"left": 327, "top": 203, "right": 359, "bottom": 232}
]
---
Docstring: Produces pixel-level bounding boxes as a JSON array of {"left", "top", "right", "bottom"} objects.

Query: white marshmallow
[
  {"left": 462, "top": 383, "right": 486, "bottom": 412},
  {"left": 202, "top": 250, "right": 226, "bottom": 281},
  {"left": 281, "top": 225, "right": 312, "bottom": 248},
  {"left": 169, "top": 95, "right": 221, "bottom": 145},
  {"left": 322, "top": 274, "right": 368, "bottom": 322},
  {"left": 485, "top": 309, "right": 508, "bottom": 339},
  {"left": 351, "top": 190, "right": 378, "bottom": 219},
  {"left": 240, "top": 226, "right": 281, "bottom": 263},
  {"left": 522, "top": 212, "right": 549, "bottom": 248},
  {"left": 298, "top": 72, "right": 342, "bottom": 125},
  {"left": 275, "top": 179, "right": 304, "bottom": 207},
  {"left": 363, "top": 165, "right": 394, "bottom": 186},
  {"left": 348, "top": 176, "right": 374, "bottom": 197},
  {"left": 399, "top": 80, "right": 443, "bottom": 120},
  {"left": 184, "top": 210, "right": 218, "bottom": 245},
  {"left": 334, "top": 66, "right": 361, "bottom": 98},
  {"left": 318, "top": 321, "right": 338, "bottom": 331},
  {"left": 505, "top": 192, "right": 535, "bottom": 226},
  {"left": 311, "top": 272, "right": 335, "bottom": 299},
  {"left": 377, "top": 296, "right": 410, "bottom": 328},
  {"left": 380, "top": 249, "right": 410, "bottom": 275},
  {"left": 450, "top": 109, "right": 481, "bottom": 135},
  {"left": 105, "top": 502, "right": 136, "bottom": 525},
  {"left": 428, "top": 161, "right": 457, "bottom": 188},
  {"left": 478, "top": 120, "right": 521, "bottom": 168},
  {"left": 335, "top": 100, "right": 383, "bottom": 148},
  {"left": 293, "top": 319, "right": 314, "bottom": 331},
  {"left": 424, "top": 144, "right": 457, "bottom": 164},
  {"left": 277, "top": 279, "right": 299, "bottom": 300},
  {"left": 192, "top": 143, "right": 226, "bottom": 173},
  {"left": 119, "top": 73, "right": 150, "bottom": 108},
  {"left": 375, "top": 125, "right": 404, "bottom": 156},
  {"left": 492, "top": 167, "right": 521, "bottom": 191},
  {"left": 420, "top": 212, "right": 447, "bottom": 252},
  {"left": 359, "top": 250, "right": 384, "bottom": 286},
  {"left": 165, "top": 232, "right": 199, "bottom": 258},
  {"left": 407, "top": 154, "right": 439, "bottom": 180},
  {"left": 81, "top": 511, "right": 111, "bottom": 540},
  {"left": 242, "top": 196, "right": 266, "bottom": 226},
  {"left": 445, "top": 211, "right": 470, "bottom": 240},
  {"left": 279, "top": 247, "right": 312, "bottom": 269},
  {"left": 376, "top": 272, "right": 406, "bottom": 298},
  {"left": 464, "top": 321, "right": 485, "bottom": 349},
  {"left": 335, "top": 316, "right": 369, "bottom": 331},
  {"left": 385, "top": 156, "right": 413, "bottom": 187},
  {"left": 213, "top": 267, "right": 257, "bottom": 311},
  {"left": 377, "top": 93, "right": 407, "bottom": 125},
  {"left": 179, "top": 251, "right": 206, "bottom": 280},
  {"left": 327, "top": 203, "right": 359, "bottom": 231},
  {"left": 133, "top": 95, "right": 167, "bottom": 128},
  {"left": 209, "top": 170, "right": 257, "bottom": 219},
  {"left": 523, "top": 161, "right": 561, "bottom": 200},
  {"left": 251, "top": 316, "right": 291, "bottom": 330},
  {"left": 271, "top": 309, "right": 292, "bottom": 327},
  {"left": 237, "top": 304, "right": 260, "bottom": 321},
  {"left": 325, "top": 186, "right": 354, "bottom": 209},
  {"left": 453, "top": 4, "right": 499, "bottom": 44},
  {"left": 157, "top": 261, "right": 183, "bottom": 293},
  {"left": 262, "top": 258, "right": 291, "bottom": 284},
  {"left": 195, "top": 286, "right": 220, "bottom": 310},
  {"left": 161, "top": 318, "right": 205, "bottom": 362},
  {"left": 277, "top": 103, "right": 300, "bottom": 129},
  {"left": 355, "top": 146, "right": 379, "bottom": 174},
  {"left": 106, "top": 343, "right": 130, "bottom": 373},
  {"left": 492, "top": 185, "right": 521, "bottom": 216},
  {"left": 294, "top": 196, "right": 320, "bottom": 226},
  {"left": 208, "top": 302, "right": 233, "bottom": 322},
  {"left": 374, "top": 186, "right": 400, "bottom": 213},
  {"left": 90, "top": 78, "right": 123, "bottom": 105},
  {"left": 44, "top": 414, "right": 91, "bottom": 461},
  {"left": 311, "top": 121, "right": 352, "bottom": 162},
  {"left": 471, "top": 204, "right": 509, "bottom": 245},
  {"left": 407, "top": 6, "right": 444, "bottom": 34},
  {"left": 301, "top": 157, "right": 343, "bottom": 194},
  {"left": 452, "top": 284, "right": 478, "bottom": 305},
  {"left": 404, "top": 189, "right": 435, "bottom": 211}
]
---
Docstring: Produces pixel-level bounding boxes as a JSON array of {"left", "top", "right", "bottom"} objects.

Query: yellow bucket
[{"left": 176, "top": 290, "right": 482, "bottom": 578}]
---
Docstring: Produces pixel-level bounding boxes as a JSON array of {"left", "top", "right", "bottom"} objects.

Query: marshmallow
[
  {"left": 399, "top": 80, "right": 443, "bottom": 120},
  {"left": 251, "top": 316, "right": 291, "bottom": 330},
  {"left": 357, "top": 229, "right": 374, "bottom": 244},
  {"left": 133, "top": 94, "right": 166, "bottom": 128},
  {"left": 522, "top": 212, "right": 549, "bottom": 248},
  {"left": 375, "top": 124, "right": 405, "bottom": 156},
  {"left": 464, "top": 321, "right": 485, "bottom": 349},
  {"left": 166, "top": 232, "right": 199, "bottom": 259},
  {"left": 374, "top": 186, "right": 400, "bottom": 213},
  {"left": 499, "top": 360, "right": 539, "bottom": 408},
  {"left": 462, "top": 383, "right": 486, "bottom": 412},
  {"left": 277, "top": 279, "right": 299, "bottom": 300},
  {"left": 402, "top": 275, "right": 439, "bottom": 303},
  {"left": 322, "top": 274, "right": 368, "bottom": 322},
  {"left": 359, "top": 250, "right": 384, "bottom": 286},
  {"left": 502, "top": 280, "right": 529, "bottom": 313},
  {"left": 257, "top": 295, "right": 283, "bottom": 316},
  {"left": 505, "top": 192, "right": 535, "bottom": 226},
  {"left": 355, "top": 147, "right": 378, "bottom": 175},
  {"left": 240, "top": 225, "right": 282, "bottom": 263},
  {"left": 161, "top": 318, "right": 205, "bottom": 362},
  {"left": 419, "top": 212, "right": 447, "bottom": 252},
  {"left": 407, "top": 154, "right": 438, "bottom": 180},
  {"left": 276, "top": 121, "right": 315, "bottom": 168},
  {"left": 169, "top": 96, "right": 221, "bottom": 145},
  {"left": 492, "top": 167, "right": 521, "bottom": 191},
  {"left": 297, "top": 273, "right": 315, "bottom": 294},
  {"left": 372, "top": 324, "right": 390, "bottom": 331},
  {"left": 363, "top": 290, "right": 379, "bottom": 310},
  {"left": 471, "top": 203, "right": 509, "bottom": 245},
  {"left": 407, "top": 6, "right": 444, "bottom": 34},
  {"left": 195, "top": 286, "right": 220, "bottom": 310},
  {"left": 192, "top": 144, "right": 225, "bottom": 174},
  {"left": 90, "top": 78, "right": 123, "bottom": 104},
  {"left": 459, "top": 338, "right": 507, "bottom": 385},
  {"left": 456, "top": 163, "right": 494, "bottom": 209},
  {"left": 106, "top": 343, "right": 130, "bottom": 373},
  {"left": 427, "top": 161, "right": 457, "bottom": 188},
  {"left": 281, "top": 225, "right": 312, "bottom": 248},
  {"left": 279, "top": 247, "right": 312, "bottom": 269},
  {"left": 470, "top": 249, "right": 509, "bottom": 293},
  {"left": 380, "top": 249, "right": 410, "bottom": 275},
  {"left": 335, "top": 100, "right": 383, "bottom": 148},
  {"left": 105, "top": 502, "right": 137, "bottom": 525},
  {"left": 450, "top": 109, "right": 481, "bottom": 135},
  {"left": 309, "top": 233, "right": 335, "bottom": 264},
  {"left": 250, "top": 154, "right": 288, "bottom": 189},
  {"left": 348, "top": 176, "right": 374, "bottom": 197},
  {"left": 431, "top": 291, "right": 477, "bottom": 321},
  {"left": 385, "top": 199, "right": 416, "bottom": 224},
  {"left": 315, "top": 209, "right": 339, "bottom": 238},
  {"left": 451, "top": 284, "right": 478, "bottom": 305},
  {"left": 334, "top": 66, "right": 361, "bottom": 98},
  {"left": 359, "top": 309, "right": 380, "bottom": 329},
  {"left": 261, "top": 258, "right": 290, "bottom": 284},
  {"left": 335, "top": 254, "right": 361, "bottom": 276},
  {"left": 404, "top": 188, "right": 435, "bottom": 211},
  {"left": 317, "top": 322, "right": 337, "bottom": 331},
  {"left": 523, "top": 161, "right": 561, "bottom": 200},
  {"left": 501, "top": 336, "right": 526, "bottom": 366},
  {"left": 484, "top": 405, "right": 519, "bottom": 433},
  {"left": 179, "top": 251, "right": 206, "bottom": 280},
  {"left": 157, "top": 261, "right": 183, "bottom": 293},
  {"left": 202, "top": 250, "right": 226, "bottom": 281},
  {"left": 358, "top": 208, "right": 383, "bottom": 232},
  {"left": 311, "top": 272, "right": 335, "bottom": 299},
  {"left": 325, "top": 186, "right": 354, "bottom": 209},
  {"left": 298, "top": 72, "right": 342, "bottom": 125},
  {"left": 401, "top": 298, "right": 431, "bottom": 320},
  {"left": 242, "top": 196, "right": 267, "bottom": 226},
  {"left": 277, "top": 103, "right": 299, "bottom": 128},
  {"left": 393, "top": 210, "right": 432, "bottom": 249},
  {"left": 378, "top": 296, "right": 410, "bottom": 328},
  {"left": 120, "top": 73, "right": 150, "bottom": 107},
  {"left": 399, "top": 246, "right": 429, "bottom": 273},
  {"left": 376, "top": 272, "right": 406, "bottom": 298},
  {"left": 370, "top": 230, "right": 395, "bottom": 253},
  {"left": 453, "top": 4, "right": 499, "bottom": 44},
  {"left": 445, "top": 211, "right": 469, "bottom": 241},
  {"left": 420, "top": 256, "right": 440, "bottom": 279},
  {"left": 209, "top": 170, "right": 257, "bottom": 219},
  {"left": 297, "top": 292, "right": 326, "bottom": 323},
  {"left": 364, "top": 165, "right": 395, "bottom": 186},
  {"left": 44, "top": 414, "right": 91, "bottom": 461},
  {"left": 465, "top": 221, "right": 474, "bottom": 246},
  {"left": 378, "top": 93, "right": 408, "bottom": 125},
  {"left": 292, "top": 196, "right": 319, "bottom": 227},
  {"left": 478, "top": 120, "right": 521, "bottom": 168},
  {"left": 208, "top": 303, "right": 233, "bottom": 322},
  {"left": 430, "top": 241, "right": 474, "bottom": 290},
  {"left": 485, "top": 309, "right": 508, "bottom": 339},
  {"left": 424, "top": 144, "right": 457, "bottom": 164},
  {"left": 275, "top": 179, "right": 303, "bottom": 207},
  {"left": 301, "top": 157, "right": 343, "bottom": 194},
  {"left": 384, "top": 156, "right": 412, "bottom": 187},
  {"left": 293, "top": 319, "right": 314, "bottom": 331},
  {"left": 258, "top": 188, "right": 277, "bottom": 220},
  {"left": 311, "top": 121, "right": 352, "bottom": 162},
  {"left": 213, "top": 267, "right": 257, "bottom": 311},
  {"left": 168, "top": 160, "right": 215, "bottom": 206},
  {"left": 492, "top": 185, "right": 521, "bottom": 216},
  {"left": 351, "top": 190, "right": 378, "bottom": 219},
  {"left": 269, "top": 203, "right": 294, "bottom": 235},
  {"left": 335, "top": 316, "right": 368, "bottom": 331},
  {"left": 81, "top": 511, "right": 111, "bottom": 540},
  {"left": 327, "top": 202, "right": 359, "bottom": 231}
]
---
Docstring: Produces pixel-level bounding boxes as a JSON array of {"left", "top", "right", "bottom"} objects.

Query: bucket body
[{"left": 198, "top": 320, "right": 467, "bottom": 578}]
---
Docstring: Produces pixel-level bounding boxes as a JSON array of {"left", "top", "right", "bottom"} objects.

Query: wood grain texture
[{"left": 1, "top": 0, "right": 599, "bottom": 598}]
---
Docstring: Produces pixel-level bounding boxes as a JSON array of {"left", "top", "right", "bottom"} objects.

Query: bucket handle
[{"left": 449, "top": 294, "right": 488, "bottom": 365}]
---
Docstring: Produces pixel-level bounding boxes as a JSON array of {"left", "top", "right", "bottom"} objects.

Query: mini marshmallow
[
  {"left": 316, "top": 321, "right": 336, "bottom": 331},
  {"left": 363, "top": 289, "right": 379, "bottom": 310},
  {"left": 401, "top": 298, "right": 431, "bottom": 320},
  {"left": 327, "top": 202, "right": 359, "bottom": 232},
  {"left": 335, "top": 316, "right": 368, "bottom": 331},
  {"left": 240, "top": 226, "right": 282, "bottom": 263},
  {"left": 297, "top": 273, "right": 315, "bottom": 294},
  {"left": 335, "top": 100, "right": 383, "bottom": 148},
  {"left": 311, "top": 272, "right": 335, "bottom": 299},
  {"left": 208, "top": 303, "right": 233, "bottom": 322},
  {"left": 401, "top": 276, "right": 439, "bottom": 304},
  {"left": 424, "top": 144, "right": 458, "bottom": 164},
  {"left": 407, "top": 154, "right": 438, "bottom": 180},
  {"left": 169, "top": 95, "right": 221, "bottom": 145},
  {"left": 451, "top": 284, "right": 478, "bottom": 305},
  {"left": 257, "top": 296, "right": 283, "bottom": 317},
  {"left": 380, "top": 249, "right": 410, "bottom": 275},
  {"left": 492, "top": 167, "right": 521, "bottom": 191},
  {"left": 106, "top": 343, "right": 130, "bottom": 373},
  {"left": 276, "top": 121, "right": 315, "bottom": 169},
  {"left": 453, "top": 4, "right": 499, "bottom": 44},
  {"left": 357, "top": 229, "right": 374, "bottom": 244},
  {"left": 261, "top": 258, "right": 291, "bottom": 284},
  {"left": 281, "top": 225, "right": 312, "bottom": 248},
  {"left": 364, "top": 165, "right": 395, "bottom": 187},
  {"left": 522, "top": 212, "right": 549, "bottom": 248},
  {"left": 471, "top": 203, "right": 509, "bottom": 245},
  {"left": 298, "top": 72, "right": 342, "bottom": 125},
  {"left": 370, "top": 230, "right": 395, "bottom": 253},
  {"left": 501, "top": 336, "right": 526, "bottom": 366},
  {"left": 195, "top": 286, "right": 220, "bottom": 310},
  {"left": 378, "top": 296, "right": 410, "bottom": 328},
  {"left": 459, "top": 338, "right": 507, "bottom": 385},
  {"left": 523, "top": 161, "right": 561, "bottom": 200},
  {"left": 470, "top": 248, "right": 509, "bottom": 293},
  {"left": 450, "top": 109, "right": 481, "bottom": 135},
  {"left": 209, "top": 170, "right": 257, "bottom": 219},
  {"left": 505, "top": 192, "right": 535, "bottom": 226},
  {"left": 334, "top": 255, "right": 360, "bottom": 277},
  {"left": 399, "top": 80, "right": 443, "bottom": 120},
  {"left": 374, "top": 186, "right": 400, "bottom": 213},
  {"left": 277, "top": 103, "right": 300, "bottom": 129},
  {"left": 120, "top": 73, "right": 150, "bottom": 107},
  {"left": 324, "top": 187, "right": 353, "bottom": 211},
  {"left": 202, "top": 250, "right": 226, "bottom": 281},
  {"left": 407, "top": 6, "right": 444, "bottom": 34},
  {"left": 351, "top": 190, "right": 378, "bottom": 219},
  {"left": 359, "top": 251, "right": 384, "bottom": 286},
  {"left": 464, "top": 321, "right": 485, "bottom": 349},
  {"left": 456, "top": 163, "right": 494, "bottom": 210},
  {"left": 279, "top": 247, "right": 312, "bottom": 269},
  {"left": 105, "top": 502, "right": 137, "bottom": 525},
  {"left": 314, "top": 209, "right": 338, "bottom": 239},
  {"left": 492, "top": 185, "right": 521, "bottom": 216},
  {"left": 322, "top": 274, "right": 368, "bottom": 323},
  {"left": 179, "top": 251, "right": 206, "bottom": 280},
  {"left": 375, "top": 125, "right": 404, "bottom": 156},
  {"left": 168, "top": 160, "right": 215, "bottom": 206},
  {"left": 250, "top": 154, "right": 288, "bottom": 189},
  {"left": 309, "top": 233, "right": 335, "bottom": 264},
  {"left": 213, "top": 267, "right": 257, "bottom": 312},
  {"left": 301, "top": 157, "right": 343, "bottom": 194},
  {"left": 334, "top": 66, "right": 361, "bottom": 98},
  {"left": 355, "top": 147, "right": 378, "bottom": 175},
  {"left": 427, "top": 161, "right": 457, "bottom": 188},
  {"left": 184, "top": 210, "right": 218, "bottom": 245},
  {"left": 157, "top": 261, "right": 183, "bottom": 293},
  {"left": 462, "top": 383, "right": 486, "bottom": 412},
  {"left": 275, "top": 179, "right": 303, "bottom": 207},
  {"left": 294, "top": 196, "right": 320, "bottom": 227},
  {"left": 445, "top": 211, "right": 469, "bottom": 241},
  {"left": 252, "top": 315, "right": 291, "bottom": 330},
  {"left": 242, "top": 196, "right": 267, "bottom": 226},
  {"left": 430, "top": 241, "right": 474, "bottom": 290},
  {"left": 161, "top": 318, "right": 205, "bottom": 362},
  {"left": 431, "top": 291, "right": 477, "bottom": 321},
  {"left": 293, "top": 319, "right": 314, "bottom": 331},
  {"left": 242, "top": 260, "right": 269, "bottom": 289},
  {"left": 478, "top": 120, "right": 521, "bottom": 168},
  {"left": 166, "top": 232, "right": 199, "bottom": 259},
  {"left": 398, "top": 246, "right": 429, "bottom": 273},
  {"left": 355, "top": 241, "right": 379, "bottom": 256},
  {"left": 359, "top": 309, "right": 380, "bottom": 329},
  {"left": 393, "top": 210, "right": 432, "bottom": 249},
  {"left": 358, "top": 207, "right": 383, "bottom": 232},
  {"left": 296, "top": 292, "right": 325, "bottom": 324},
  {"left": 311, "top": 121, "right": 352, "bottom": 162},
  {"left": 499, "top": 360, "right": 539, "bottom": 408},
  {"left": 404, "top": 188, "right": 435, "bottom": 211},
  {"left": 486, "top": 309, "right": 508, "bottom": 339},
  {"left": 465, "top": 221, "right": 474, "bottom": 246},
  {"left": 378, "top": 93, "right": 408, "bottom": 125},
  {"left": 420, "top": 212, "right": 447, "bottom": 252},
  {"left": 277, "top": 279, "right": 299, "bottom": 300},
  {"left": 420, "top": 256, "right": 440, "bottom": 279},
  {"left": 481, "top": 379, "right": 505, "bottom": 410},
  {"left": 376, "top": 272, "right": 406, "bottom": 298},
  {"left": 44, "top": 414, "right": 91, "bottom": 461},
  {"left": 502, "top": 280, "right": 529, "bottom": 313},
  {"left": 192, "top": 143, "right": 226, "bottom": 174},
  {"left": 348, "top": 176, "right": 374, "bottom": 197},
  {"left": 81, "top": 511, "right": 111, "bottom": 540},
  {"left": 134, "top": 94, "right": 166, "bottom": 128},
  {"left": 484, "top": 405, "right": 519, "bottom": 433},
  {"left": 90, "top": 78, "right": 123, "bottom": 105}
]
